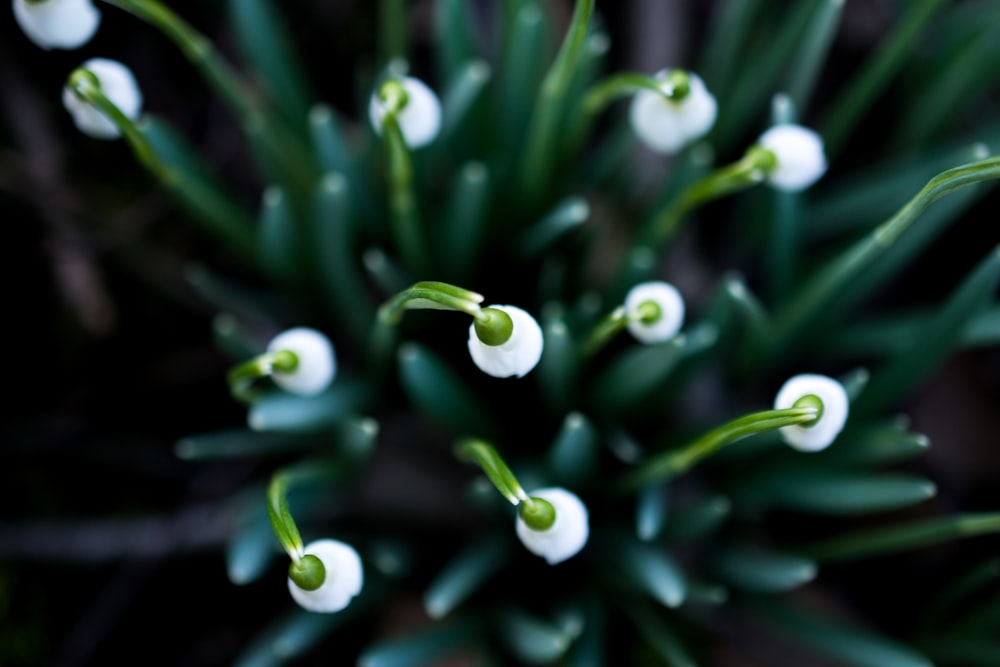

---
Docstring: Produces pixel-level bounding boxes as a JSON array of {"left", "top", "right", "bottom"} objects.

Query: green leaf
[
  {"left": 590, "top": 336, "right": 687, "bottom": 417},
  {"left": 233, "top": 608, "right": 355, "bottom": 667},
  {"left": 434, "top": 0, "right": 480, "bottom": 85},
  {"left": 439, "top": 60, "right": 492, "bottom": 144},
  {"left": 635, "top": 481, "right": 669, "bottom": 543},
  {"left": 257, "top": 187, "right": 303, "bottom": 285},
  {"left": 311, "top": 173, "right": 375, "bottom": 343},
  {"left": 226, "top": 495, "right": 278, "bottom": 586},
  {"left": 755, "top": 600, "right": 934, "bottom": 667},
  {"left": 517, "top": 196, "right": 590, "bottom": 258},
  {"left": 536, "top": 304, "right": 580, "bottom": 416},
  {"left": 855, "top": 244, "right": 1000, "bottom": 417},
  {"left": 423, "top": 536, "right": 511, "bottom": 619},
  {"left": 625, "top": 602, "right": 698, "bottom": 667},
  {"left": 228, "top": 0, "right": 314, "bottom": 134},
  {"left": 499, "top": 3, "right": 547, "bottom": 147},
  {"left": 663, "top": 495, "right": 732, "bottom": 543},
  {"left": 440, "top": 161, "right": 491, "bottom": 280},
  {"left": 715, "top": 545, "right": 817, "bottom": 593},
  {"left": 309, "top": 104, "right": 376, "bottom": 221},
  {"left": 548, "top": 412, "right": 599, "bottom": 486},
  {"left": 498, "top": 607, "right": 577, "bottom": 665},
  {"left": 783, "top": 0, "right": 844, "bottom": 113},
  {"left": 358, "top": 618, "right": 479, "bottom": 667},
  {"left": 617, "top": 539, "right": 687, "bottom": 609},
  {"left": 174, "top": 429, "right": 312, "bottom": 460},
  {"left": 397, "top": 343, "right": 499, "bottom": 439},
  {"left": 810, "top": 418, "right": 929, "bottom": 466},
  {"left": 698, "top": 0, "right": 767, "bottom": 101},
  {"left": 247, "top": 380, "right": 369, "bottom": 433}
]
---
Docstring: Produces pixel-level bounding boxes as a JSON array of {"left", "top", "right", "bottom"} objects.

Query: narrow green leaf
[
  {"left": 811, "top": 418, "right": 929, "bottom": 466},
  {"left": 233, "top": 608, "right": 355, "bottom": 667},
  {"left": 618, "top": 539, "right": 687, "bottom": 609},
  {"left": 784, "top": 0, "right": 844, "bottom": 112},
  {"left": 309, "top": 104, "right": 377, "bottom": 221},
  {"left": 184, "top": 262, "right": 283, "bottom": 324},
  {"left": 440, "top": 60, "right": 492, "bottom": 143},
  {"left": 359, "top": 618, "right": 478, "bottom": 667},
  {"left": 499, "top": 3, "right": 547, "bottom": 146},
  {"left": 919, "top": 637, "right": 1000, "bottom": 667},
  {"left": 698, "top": 0, "right": 767, "bottom": 100},
  {"left": 226, "top": 499, "right": 278, "bottom": 586},
  {"left": 499, "top": 607, "right": 576, "bottom": 664},
  {"left": 820, "top": 0, "right": 949, "bottom": 157},
  {"left": 715, "top": 546, "right": 817, "bottom": 593},
  {"left": 755, "top": 600, "right": 934, "bottom": 667},
  {"left": 174, "top": 429, "right": 311, "bottom": 460},
  {"left": 590, "top": 335, "right": 687, "bottom": 416},
  {"left": 636, "top": 481, "right": 669, "bottom": 543},
  {"left": 739, "top": 469, "right": 937, "bottom": 515},
  {"left": 257, "top": 187, "right": 302, "bottom": 285},
  {"left": 856, "top": 245, "right": 1000, "bottom": 417},
  {"left": 440, "top": 161, "right": 491, "bottom": 280},
  {"left": 228, "top": 0, "right": 314, "bottom": 134},
  {"left": 517, "top": 196, "right": 590, "bottom": 258},
  {"left": 536, "top": 303, "right": 580, "bottom": 416},
  {"left": 212, "top": 312, "right": 260, "bottom": 361},
  {"left": 920, "top": 558, "right": 1000, "bottom": 630},
  {"left": 663, "top": 495, "right": 731, "bottom": 542},
  {"left": 247, "top": 379, "right": 369, "bottom": 433},
  {"left": 312, "top": 172, "right": 375, "bottom": 343},
  {"left": 434, "top": 0, "right": 480, "bottom": 85},
  {"left": 424, "top": 536, "right": 510, "bottom": 619},
  {"left": 397, "top": 343, "right": 499, "bottom": 439},
  {"left": 548, "top": 412, "right": 599, "bottom": 487}
]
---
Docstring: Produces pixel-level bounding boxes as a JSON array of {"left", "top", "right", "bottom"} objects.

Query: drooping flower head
[
  {"left": 629, "top": 69, "right": 717, "bottom": 154},
  {"left": 624, "top": 281, "right": 685, "bottom": 344},
  {"left": 369, "top": 76, "right": 442, "bottom": 149},
  {"left": 467, "top": 305, "right": 544, "bottom": 378},
  {"left": 515, "top": 487, "right": 590, "bottom": 565},
  {"left": 757, "top": 123, "right": 827, "bottom": 192},
  {"left": 773, "top": 373, "right": 849, "bottom": 452},
  {"left": 13, "top": 0, "right": 101, "bottom": 50},
  {"left": 62, "top": 58, "right": 143, "bottom": 140},
  {"left": 266, "top": 327, "right": 337, "bottom": 396},
  {"left": 287, "top": 539, "right": 364, "bottom": 613}
]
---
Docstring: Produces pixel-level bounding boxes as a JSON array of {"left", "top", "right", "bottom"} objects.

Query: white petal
[
  {"left": 267, "top": 327, "right": 337, "bottom": 396},
  {"left": 287, "top": 539, "right": 364, "bottom": 613},
  {"left": 13, "top": 0, "right": 100, "bottom": 50},
  {"left": 369, "top": 76, "right": 442, "bottom": 149},
  {"left": 62, "top": 58, "right": 143, "bottom": 139},
  {"left": 467, "top": 305, "right": 543, "bottom": 378},
  {"left": 757, "top": 123, "right": 827, "bottom": 192},
  {"left": 624, "top": 281, "right": 685, "bottom": 344},
  {"left": 516, "top": 487, "right": 589, "bottom": 565},
  {"left": 629, "top": 69, "right": 716, "bottom": 154},
  {"left": 773, "top": 373, "right": 849, "bottom": 452}
]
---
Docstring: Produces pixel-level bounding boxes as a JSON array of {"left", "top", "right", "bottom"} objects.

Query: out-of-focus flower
[
  {"left": 267, "top": 327, "right": 337, "bottom": 396},
  {"left": 62, "top": 58, "right": 142, "bottom": 139},
  {"left": 13, "top": 0, "right": 100, "bottom": 50},
  {"left": 629, "top": 69, "right": 717, "bottom": 154},
  {"left": 467, "top": 305, "right": 543, "bottom": 378},
  {"left": 757, "top": 123, "right": 827, "bottom": 192},
  {"left": 773, "top": 373, "right": 849, "bottom": 451},
  {"left": 624, "top": 281, "right": 685, "bottom": 344},
  {"left": 287, "top": 539, "right": 364, "bottom": 613},
  {"left": 515, "top": 487, "right": 589, "bottom": 565},
  {"left": 369, "top": 76, "right": 442, "bottom": 149}
]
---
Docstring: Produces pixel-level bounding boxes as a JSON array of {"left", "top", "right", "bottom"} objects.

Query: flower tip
[
  {"left": 287, "top": 539, "right": 364, "bottom": 613},
  {"left": 369, "top": 76, "right": 442, "bottom": 149},
  {"left": 515, "top": 487, "right": 589, "bottom": 565},
  {"left": 774, "top": 373, "right": 849, "bottom": 452},
  {"left": 267, "top": 327, "right": 337, "bottom": 396},
  {"left": 624, "top": 281, "right": 685, "bottom": 344},
  {"left": 629, "top": 69, "right": 717, "bottom": 154},
  {"left": 62, "top": 58, "right": 143, "bottom": 139},
  {"left": 14, "top": 0, "right": 101, "bottom": 50},
  {"left": 757, "top": 123, "right": 827, "bottom": 192},
  {"left": 467, "top": 305, "right": 543, "bottom": 378}
]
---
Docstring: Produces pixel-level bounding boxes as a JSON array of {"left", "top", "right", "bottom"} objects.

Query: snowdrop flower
[
  {"left": 757, "top": 123, "right": 827, "bottom": 192},
  {"left": 516, "top": 487, "right": 589, "bottom": 565},
  {"left": 624, "top": 281, "right": 685, "bottom": 344},
  {"left": 13, "top": 0, "right": 101, "bottom": 50},
  {"left": 467, "top": 305, "right": 543, "bottom": 378},
  {"left": 773, "top": 373, "right": 849, "bottom": 452},
  {"left": 369, "top": 76, "right": 442, "bottom": 149},
  {"left": 62, "top": 58, "right": 143, "bottom": 140},
  {"left": 287, "top": 539, "right": 364, "bottom": 613},
  {"left": 629, "top": 69, "right": 717, "bottom": 154},
  {"left": 267, "top": 327, "right": 337, "bottom": 396}
]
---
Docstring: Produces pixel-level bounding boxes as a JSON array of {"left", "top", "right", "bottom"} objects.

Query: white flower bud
[
  {"left": 516, "top": 487, "right": 589, "bottom": 565},
  {"left": 624, "top": 281, "right": 685, "bottom": 344},
  {"left": 773, "top": 373, "right": 849, "bottom": 452},
  {"left": 13, "top": 0, "right": 100, "bottom": 50},
  {"left": 629, "top": 69, "right": 717, "bottom": 154},
  {"left": 757, "top": 123, "right": 827, "bottom": 192},
  {"left": 467, "top": 305, "right": 543, "bottom": 378},
  {"left": 369, "top": 76, "right": 442, "bottom": 149},
  {"left": 267, "top": 327, "right": 337, "bottom": 396},
  {"left": 61, "top": 58, "right": 143, "bottom": 140},
  {"left": 287, "top": 539, "right": 364, "bottom": 613}
]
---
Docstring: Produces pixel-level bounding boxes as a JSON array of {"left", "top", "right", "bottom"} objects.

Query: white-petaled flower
[
  {"left": 757, "top": 123, "right": 827, "bottom": 192},
  {"left": 467, "top": 305, "right": 544, "bottom": 378},
  {"left": 267, "top": 327, "right": 337, "bottom": 396},
  {"left": 287, "top": 539, "right": 364, "bottom": 613},
  {"left": 629, "top": 69, "right": 717, "bottom": 154},
  {"left": 13, "top": 0, "right": 101, "bottom": 50},
  {"left": 773, "top": 373, "right": 849, "bottom": 452},
  {"left": 369, "top": 76, "right": 442, "bottom": 149},
  {"left": 515, "top": 487, "right": 589, "bottom": 565},
  {"left": 61, "top": 58, "right": 143, "bottom": 140},
  {"left": 624, "top": 281, "right": 685, "bottom": 344}
]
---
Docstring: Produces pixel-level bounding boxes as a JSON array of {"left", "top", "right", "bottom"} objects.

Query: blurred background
[{"left": 1, "top": 1, "right": 999, "bottom": 665}]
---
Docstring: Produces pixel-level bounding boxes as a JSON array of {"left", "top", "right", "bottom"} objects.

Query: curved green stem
[
  {"left": 455, "top": 438, "right": 529, "bottom": 506},
  {"left": 377, "top": 281, "right": 485, "bottom": 326},
  {"left": 582, "top": 306, "right": 629, "bottom": 355},
  {"left": 226, "top": 349, "right": 297, "bottom": 404},
  {"left": 582, "top": 72, "right": 677, "bottom": 115},
  {"left": 267, "top": 472, "right": 305, "bottom": 562},
  {"left": 616, "top": 407, "right": 818, "bottom": 492},
  {"left": 381, "top": 111, "right": 429, "bottom": 275}
]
